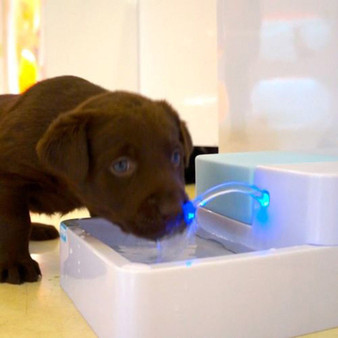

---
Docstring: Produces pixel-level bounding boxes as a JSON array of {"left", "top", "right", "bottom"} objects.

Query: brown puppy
[{"left": 0, "top": 76, "right": 192, "bottom": 284}]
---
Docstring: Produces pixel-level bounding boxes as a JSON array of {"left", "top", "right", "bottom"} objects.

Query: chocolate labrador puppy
[{"left": 0, "top": 76, "right": 192, "bottom": 284}]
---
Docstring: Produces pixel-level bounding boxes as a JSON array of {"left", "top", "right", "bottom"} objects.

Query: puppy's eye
[
  {"left": 110, "top": 157, "right": 136, "bottom": 177},
  {"left": 171, "top": 150, "right": 181, "bottom": 167}
]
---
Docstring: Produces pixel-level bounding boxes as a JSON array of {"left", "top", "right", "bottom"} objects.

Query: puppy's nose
[
  {"left": 160, "top": 193, "right": 189, "bottom": 235},
  {"left": 159, "top": 200, "right": 183, "bottom": 220},
  {"left": 146, "top": 191, "right": 186, "bottom": 218}
]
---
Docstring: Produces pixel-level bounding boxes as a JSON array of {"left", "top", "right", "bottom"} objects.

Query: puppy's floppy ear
[
  {"left": 36, "top": 109, "right": 92, "bottom": 182},
  {"left": 178, "top": 120, "right": 193, "bottom": 167},
  {"left": 158, "top": 101, "right": 193, "bottom": 167}
]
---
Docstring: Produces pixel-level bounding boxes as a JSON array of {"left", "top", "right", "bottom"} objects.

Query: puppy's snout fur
[
  {"left": 141, "top": 187, "right": 188, "bottom": 238},
  {"left": 147, "top": 190, "right": 186, "bottom": 219}
]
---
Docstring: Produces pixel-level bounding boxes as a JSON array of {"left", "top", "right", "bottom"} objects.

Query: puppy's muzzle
[{"left": 135, "top": 190, "right": 189, "bottom": 240}]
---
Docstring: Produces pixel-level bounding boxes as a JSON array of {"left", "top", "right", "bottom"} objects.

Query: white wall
[
  {"left": 42, "top": 0, "right": 218, "bottom": 147},
  {"left": 139, "top": 0, "right": 218, "bottom": 146},
  {"left": 42, "top": 0, "right": 139, "bottom": 92},
  {"left": 0, "top": 2, "right": 4, "bottom": 93}
]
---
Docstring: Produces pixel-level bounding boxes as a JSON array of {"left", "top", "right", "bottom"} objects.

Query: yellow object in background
[
  {"left": 4, "top": 0, "right": 41, "bottom": 92},
  {"left": 19, "top": 48, "right": 38, "bottom": 91},
  {"left": 15, "top": 0, "right": 41, "bottom": 92}
]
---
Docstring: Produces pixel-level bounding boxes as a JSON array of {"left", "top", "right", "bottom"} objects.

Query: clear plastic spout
[{"left": 183, "top": 182, "right": 270, "bottom": 225}]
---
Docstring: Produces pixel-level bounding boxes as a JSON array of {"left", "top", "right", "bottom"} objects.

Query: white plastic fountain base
[{"left": 60, "top": 151, "right": 338, "bottom": 338}]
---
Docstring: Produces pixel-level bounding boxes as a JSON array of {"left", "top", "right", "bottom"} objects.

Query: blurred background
[{"left": 2, "top": 1, "right": 338, "bottom": 180}]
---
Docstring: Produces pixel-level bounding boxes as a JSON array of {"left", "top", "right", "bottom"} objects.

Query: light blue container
[{"left": 195, "top": 151, "right": 338, "bottom": 224}]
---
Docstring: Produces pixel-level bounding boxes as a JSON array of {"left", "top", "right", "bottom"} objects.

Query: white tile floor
[
  {"left": 0, "top": 208, "right": 96, "bottom": 338},
  {"left": 1, "top": 186, "right": 337, "bottom": 337}
]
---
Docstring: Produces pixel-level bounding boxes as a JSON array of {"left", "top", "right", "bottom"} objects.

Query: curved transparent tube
[{"left": 183, "top": 182, "right": 270, "bottom": 225}]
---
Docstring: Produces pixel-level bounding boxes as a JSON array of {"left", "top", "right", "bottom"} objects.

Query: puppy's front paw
[
  {"left": 0, "top": 256, "right": 41, "bottom": 284},
  {"left": 30, "top": 223, "right": 59, "bottom": 240},
  {"left": 30, "top": 223, "right": 59, "bottom": 241}
]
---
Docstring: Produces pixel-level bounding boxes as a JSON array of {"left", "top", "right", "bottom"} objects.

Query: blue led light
[
  {"left": 183, "top": 201, "right": 196, "bottom": 225},
  {"left": 256, "top": 190, "right": 270, "bottom": 208}
]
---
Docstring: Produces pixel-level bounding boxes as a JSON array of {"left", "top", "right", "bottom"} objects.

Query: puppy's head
[{"left": 36, "top": 91, "right": 193, "bottom": 240}]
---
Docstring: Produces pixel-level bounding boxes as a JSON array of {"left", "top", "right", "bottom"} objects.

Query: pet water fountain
[
  {"left": 61, "top": 1, "right": 338, "bottom": 336},
  {"left": 60, "top": 150, "right": 338, "bottom": 338}
]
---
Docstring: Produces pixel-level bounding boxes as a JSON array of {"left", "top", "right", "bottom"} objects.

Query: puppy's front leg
[
  {"left": 0, "top": 186, "right": 41, "bottom": 284},
  {"left": 30, "top": 223, "right": 59, "bottom": 241}
]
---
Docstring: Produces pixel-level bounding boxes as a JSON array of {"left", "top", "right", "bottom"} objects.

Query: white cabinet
[
  {"left": 42, "top": 0, "right": 218, "bottom": 147},
  {"left": 139, "top": 0, "right": 218, "bottom": 146}
]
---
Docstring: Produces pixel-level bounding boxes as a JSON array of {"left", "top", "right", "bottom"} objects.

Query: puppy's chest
[{"left": 27, "top": 180, "right": 83, "bottom": 214}]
